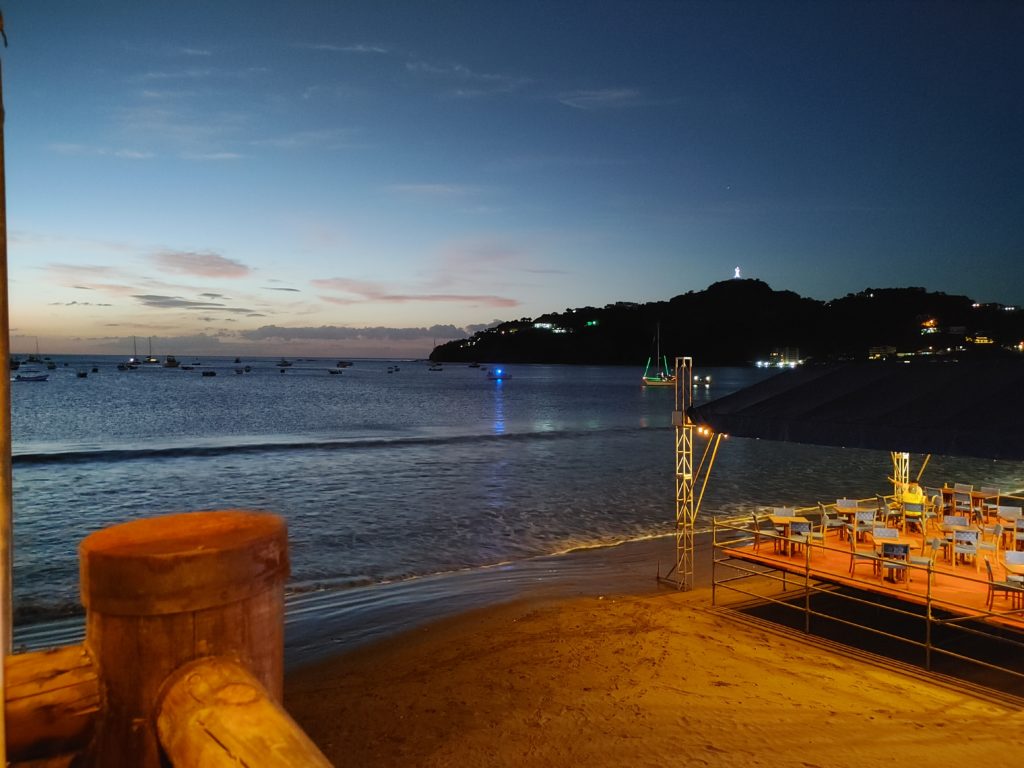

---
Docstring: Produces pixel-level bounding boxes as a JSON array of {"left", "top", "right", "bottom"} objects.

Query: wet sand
[{"left": 285, "top": 534, "right": 1024, "bottom": 766}]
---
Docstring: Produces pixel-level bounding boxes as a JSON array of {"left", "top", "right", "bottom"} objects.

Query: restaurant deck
[{"left": 710, "top": 510, "right": 1024, "bottom": 696}]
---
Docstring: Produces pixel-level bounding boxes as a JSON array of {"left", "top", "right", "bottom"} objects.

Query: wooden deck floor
[{"left": 716, "top": 530, "right": 1024, "bottom": 632}]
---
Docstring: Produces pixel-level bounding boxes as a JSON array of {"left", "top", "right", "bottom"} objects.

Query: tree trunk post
[{"left": 79, "top": 510, "right": 289, "bottom": 768}]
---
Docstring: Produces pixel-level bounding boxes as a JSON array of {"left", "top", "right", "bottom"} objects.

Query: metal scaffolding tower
[{"left": 660, "top": 357, "right": 722, "bottom": 590}]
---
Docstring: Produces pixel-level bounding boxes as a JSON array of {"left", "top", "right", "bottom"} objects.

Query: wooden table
[
  {"left": 939, "top": 523, "right": 978, "bottom": 565},
  {"left": 768, "top": 515, "right": 810, "bottom": 557},
  {"left": 941, "top": 487, "right": 998, "bottom": 521}
]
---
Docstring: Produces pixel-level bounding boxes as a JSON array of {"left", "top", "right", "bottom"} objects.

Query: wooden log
[
  {"left": 157, "top": 656, "right": 332, "bottom": 767},
  {"left": 79, "top": 510, "right": 289, "bottom": 768},
  {"left": 5, "top": 644, "right": 98, "bottom": 763}
]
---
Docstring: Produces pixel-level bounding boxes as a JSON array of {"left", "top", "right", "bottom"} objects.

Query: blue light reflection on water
[{"left": 9, "top": 357, "right": 1024, "bottom": 627}]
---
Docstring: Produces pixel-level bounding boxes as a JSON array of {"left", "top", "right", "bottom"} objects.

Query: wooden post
[
  {"left": 4, "top": 644, "right": 99, "bottom": 764},
  {"left": 79, "top": 510, "right": 289, "bottom": 768},
  {"left": 157, "top": 656, "right": 332, "bottom": 767}
]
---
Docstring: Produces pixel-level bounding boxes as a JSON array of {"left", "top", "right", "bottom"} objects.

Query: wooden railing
[{"left": 4, "top": 510, "right": 333, "bottom": 767}]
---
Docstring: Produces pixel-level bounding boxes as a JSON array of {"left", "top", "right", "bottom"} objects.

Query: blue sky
[{"left": 4, "top": 1, "right": 1022, "bottom": 357}]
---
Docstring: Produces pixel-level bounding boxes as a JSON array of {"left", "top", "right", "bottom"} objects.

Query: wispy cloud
[
  {"left": 49, "top": 143, "right": 154, "bottom": 159},
  {"left": 250, "top": 129, "right": 356, "bottom": 150},
  {"left": 179, "top": 151, "right": 245, "bottom": 160},
  {"left": 406, "top": 59, "right": 529, "bottom": 97},
  {"left": 311, "top": 276, "right": 519, "bottom": 308},
  {"left": 48, "top": 300, "right": 113, "bottom": 307},
  {"left": 152, "top": 251, "right": 250, "bottom": 278},
  {"left": 558, "top": 88, "right": 653, "bottom": 110},
  {"left": 132, "top": 294, "right": 255, "bottom": 314},
  {"left": 299, "top": 42, "right": 390, "bottom": 54},
  {"left": 388, "top": 183, "right": 476, "bottom": 198},
  {"left": 264, "top": 286, "right": 302, "bottom": 292}
]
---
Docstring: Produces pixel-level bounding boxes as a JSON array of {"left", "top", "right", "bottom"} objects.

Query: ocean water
[{"left": 11, "top": 357, "right": 1024, "bottom": 653}]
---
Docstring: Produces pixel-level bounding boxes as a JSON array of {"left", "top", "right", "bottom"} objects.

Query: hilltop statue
[{"left": 734, "top": 266, "right": 742, "bottom": 279}]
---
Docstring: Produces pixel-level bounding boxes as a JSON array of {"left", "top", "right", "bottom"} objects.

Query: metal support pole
[
  {"left": 672, "top": 357, "right": 694, "bottom": 590},
  {"left": 0, "top": 50, "right": 13, "bottom": 765}
]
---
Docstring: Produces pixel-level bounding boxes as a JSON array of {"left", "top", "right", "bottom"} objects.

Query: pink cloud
[{"left": 152, "top": 250, "right": 250, "bottom": 278}]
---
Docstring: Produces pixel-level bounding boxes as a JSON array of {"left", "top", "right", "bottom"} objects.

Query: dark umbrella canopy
[{"left": 687, "top": 359, "right": 1024, "bottom": 461}]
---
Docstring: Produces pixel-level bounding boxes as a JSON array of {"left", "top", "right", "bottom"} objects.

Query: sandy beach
[{"left": 285, "top": 536, "right": 1024, "bottom": 767}]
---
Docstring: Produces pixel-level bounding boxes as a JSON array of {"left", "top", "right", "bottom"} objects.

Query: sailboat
[
  {"left": 118, "top": 337, "right": 141, "bottom": 370},
  {"left": 641, "top": 324, "right": 676, "bottom": 387},
  {"left": 142, "top": 337, "right": 160, "bottom": 365}
]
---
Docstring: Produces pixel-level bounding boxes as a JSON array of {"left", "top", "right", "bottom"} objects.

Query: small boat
[
  {"left": 468, "top": 362, "right": 481, "bottom": 368},
  {"left": 9, "top": 357, "right": 19, "bottom": 371},
  {"left": 201, "top": 370, "right": 217, "bottom": 377},
  {"left": 181, "top": 365, "right": 194, "bottom": 371},
  {"left": 486, "top": 367, "right": 510, "bottom": 380},
  {"left": 327, "top": 368, "right": 344, "bottom": 375},
  {"left": 234, "top": 357, "right": 242, "bottom": 364},
  {"left": 15, "top": 373, "right": 48, "bottom": 382},
  {"left": 276, "top": 358, "right": 293, "bottom": 367},
  {"left": 163, "top": 356, "right": 180, "bottom": 368},
  {"left": 76, "top": 370, "right": 88, "bottom": 378},
  {"left": 234, "top": 368, "right": 245, "bottom": 374},
  {"left": 336, "top": 360, "right": 353, "bottom": 368},
  {"left": 244, "top": 365, "right": 251, "bottom": 372},
  {"left": 428, "top": 363, "right": 443, "bottom": 372},
  {"left": 641, "top": 324, "right": 676, "bottom": 387}
]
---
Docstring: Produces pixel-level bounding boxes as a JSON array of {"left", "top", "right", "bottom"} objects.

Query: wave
[{"left": 13, "top": 424, "right": 672, "bottom": 466}]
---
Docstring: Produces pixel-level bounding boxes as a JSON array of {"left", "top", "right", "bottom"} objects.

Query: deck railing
[{"left": 711, "top": 513, "right": 1024, "bottom": 695}]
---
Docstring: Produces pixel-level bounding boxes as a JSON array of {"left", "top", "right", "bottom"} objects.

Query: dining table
[
  {"left": 768, "top": 515, "right": 810, "bottom": 557},
  {"left": 940, "top": 487, "right": 998, "bottom": 521}
]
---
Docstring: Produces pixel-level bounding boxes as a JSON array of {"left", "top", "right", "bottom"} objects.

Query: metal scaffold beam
[
  {"left": 672, "top": 357, "right": 694, "bottom": 589},
  {"left": 659, "top": 357, "right": 723, "bottom": 591}
]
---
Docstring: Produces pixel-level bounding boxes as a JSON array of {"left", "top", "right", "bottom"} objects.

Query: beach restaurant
[{"left": 677, "top": 357, "right": 1024, "bottom": 693}]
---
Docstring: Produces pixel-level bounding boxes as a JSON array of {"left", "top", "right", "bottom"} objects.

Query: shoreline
[
  {"left": 285, "top": 557, "right": 1023, "bottom": 767},
  {"left": 284, "top": 531, "right": 694, "bottom": 668}
]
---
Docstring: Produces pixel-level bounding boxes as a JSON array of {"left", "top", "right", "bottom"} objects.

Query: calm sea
[{"left": 11, "top": 357, "right": 1023, "bottom": 657}]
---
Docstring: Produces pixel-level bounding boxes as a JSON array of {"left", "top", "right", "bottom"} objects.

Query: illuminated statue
[{"left": 734, "top": 266, "right": 741, "bottom": 279}]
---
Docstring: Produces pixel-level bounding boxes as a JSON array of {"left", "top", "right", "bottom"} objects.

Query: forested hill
[{"left": 430, "top": 279, "right": 1024, "bottom": 366}]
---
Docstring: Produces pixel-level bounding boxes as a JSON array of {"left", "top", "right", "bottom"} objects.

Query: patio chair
[
  {"left": 979, "top": 486, "right": 1000, "bottom": 519},
  {"left": 788, "top": 520, "right": 812, "bottom": 557},
  {"left": 952, "top": 483, "right": 973, "bottom": 520},
  {"left": 1015, "top": 517, "right": 1024, "bottom": 552},
  {"left": 750, "top": 512, "right": 780, "bottom": 553},
  {"left": 921, "top": 497, "right": 940, "bottom": 533},
  {"left": 848, "top": 532, "right": 878, "bottom": 576},
  {"left": 880, "top": 542, "right": 909, "bottom": 585},
  {"left": 817, "top": 502, "right": 846, "bottom": 540},
  {"left": 876, "top": 494, "right": 901, "bottom": 529},
  {"left": 851, "top": 510, "right": 875, "bottom": 542},
  {"left": 952, "top": 529, "right": 979, "bottom": 568},
  {"left": 908, "top": 537, "right": 943, "bottom": 584},
  {"left": 984, "top": 557, "right": 1022, "bottom": 611},
  {"left": 978, "top": 523, "right": 1003, "bottom": 570},
  {"left": 871, "top": 526, "right": 900, "bottom": 542},
  {"left": 923, "top": 486, "right": 946, "bottom": 516},
  {"left": 902, "top": 501, "right": 924, "bottom": 534}
]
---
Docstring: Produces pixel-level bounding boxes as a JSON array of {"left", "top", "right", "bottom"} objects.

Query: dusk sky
[{"left": 5, "top": 1, "right": 1022, "bottom": 357}]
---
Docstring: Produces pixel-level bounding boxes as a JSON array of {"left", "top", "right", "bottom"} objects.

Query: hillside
[{"left": 430, "top": 279, "right": 1024, "bottom": 366}]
